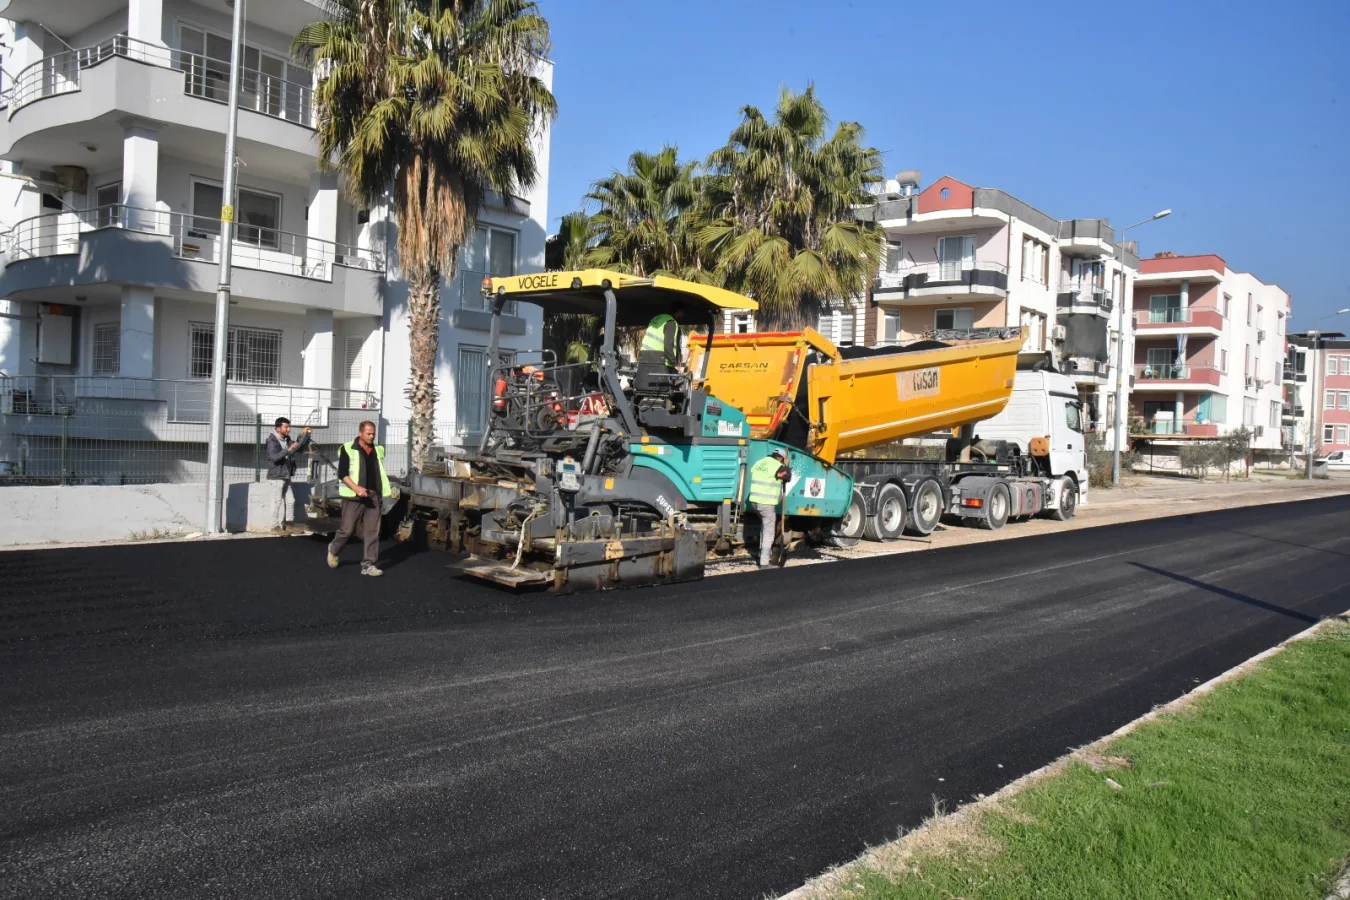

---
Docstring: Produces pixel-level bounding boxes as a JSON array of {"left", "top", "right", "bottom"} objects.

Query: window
[
  {"left": 344, "top": 336, "right": 366, "bottom": 392},
  {"left": 881, "top": 310, "right": 901, "bottom": 343},
  {"left": 460, "top": 225, "right": 518, "bottom": 313},
  {"left": 884, "top": 241, "right": 904, "bottom": 274},
  {"left": 41, "top": 192, "right": 63, "bottom": 210},
  {"left": 191, "top": 180, "right": 281, "bottom": 248},
  {"left": 1324, "top": 424, "right": 1335, "bottom": 443},
  {"left": 1340, "top": 391, "right": 1350, "bottom": 410},
  {"left": 92, "top": 323, "right": 119, "bottom": 376},
  {"left": 938, "top": 235, "right": 975, "bottom": 281},
  {"left": 1220, "top": 349, "right": 1228, "bottom": 373},
  {"left": 1149, "top": 294, "right": 1182, "bottom": 324},
  {"left": 1328, "top": 355, "right": 1340, "bottom": 376},
  {"left": 730, "top": 313, "right": 753, "bottom": 334},
  {"left": 815, "top": 311, "right": 855, "bottom": 346},
  {"left": 1020, "top": 236, "right": 1049, "bottom": 284},
  {"left": 1146, "top": 347, "right": 1180, "bottom": 377},
  {"left": 1244, "top": 345, "right": 1250, "bottom": 378},
  {"left": 1223, "top": 293, "right": 1231, "bottom": 318},
  {"left": 1326, "top": 390, "right": 1337, "bottom": 410},
  {"left": 455, "top": 344, "right": 514, "bottom": 435},
  {"left": 1254, "top": 357, "right": 1260, "bottom": 383},
  {"left": 1243, "top": 396, "right": 1256, "bottom": 427},
  {"left": 935, "top": 307, "right": 975, "bottom": 331},
  {"left": 1274, "top": 360, "right": 1282, "bottom": 386},
  {"left": 1020, "top": 309, "right": 1046, "bottom": 352},
  {"left": 179, "top": 26, "right": 311, "bottom": 122},
  {"left": 1246, "top": 293, "right": 1253, "bottom": 326},
  {"left": 190, "top": 323, "right": 282, "bottom": 384},
  {"left": 1342, "top": 356, "right": 1350, "bottom": 375},
  {"left": 95, "top": 182, "right": 121, "bottom": 228},
  {"left": 1269, "top": 400, "right": 1280, "bottom": 428},
  {"left": 1340, "top": 426, "right": 1350, "bottom": 446},
  {"left": 1066, "top": 402, "right": 1083, "bottom": 433}
]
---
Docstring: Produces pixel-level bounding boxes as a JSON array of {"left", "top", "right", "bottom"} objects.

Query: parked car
[{"left": 1316, "top": 450, "right": 1350, "bottom": 471}]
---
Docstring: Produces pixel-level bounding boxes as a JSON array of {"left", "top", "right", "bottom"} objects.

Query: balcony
[
  {"left": 1056, "top": 278, "right": 1113, "bottom": 314},
  {"left": 874, "top": 261, "right": 1008, "bottom": 303},
  {"left": 1132, "top": 363, "right": 1223, "bottom": 387},
  {"left": 1068, "top": 356, "right": 1109, "bottom": 380},
  {"left": 1, "top": 375, "right": 377, "bottom": 428},
  {"left": 0, "top": 205, "right": 383, "bottom": 314},
  {"left": 1129, "top": 416, "right": 1221, "bottom": 438},
  {"left": 1132, "top": 305, "right": 1224, "bottom": 336},
  {"left": 1284, "top": 364, "right": 1308, "bottom": 383},
  {"left": 5, "top": 36, "right": 314, "bottom": 127},
  {"left": 1058, "top": 219, "right": 1116, "bottom": 257}
]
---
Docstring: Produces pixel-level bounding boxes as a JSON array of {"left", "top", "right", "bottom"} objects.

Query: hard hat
[{"left": 771, "top": 448, "right": 788, "bottom": 460}]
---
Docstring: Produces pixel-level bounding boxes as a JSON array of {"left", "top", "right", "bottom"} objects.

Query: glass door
[{"left": 938, "top": 235, "right": 973, "bottom": 282}]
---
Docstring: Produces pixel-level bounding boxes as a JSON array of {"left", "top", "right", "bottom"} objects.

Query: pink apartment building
[
  {"left": 1130, "top": 253, "right": 1291, "bottom": 466},
  {"left": 1316, "top": 340, "right": 1350, "bottom": 455}
]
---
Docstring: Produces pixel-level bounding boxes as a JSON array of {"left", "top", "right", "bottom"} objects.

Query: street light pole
[
  {"left": 1111, "top": 209, "right": 1172, "bottom": 485},
  {"left": 204, "top": 0, "right": 246, "bottom": 534}
]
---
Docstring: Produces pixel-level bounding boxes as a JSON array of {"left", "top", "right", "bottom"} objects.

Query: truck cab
[{"left": 974, "top": 369, "right": 1089, "bottom": 505}]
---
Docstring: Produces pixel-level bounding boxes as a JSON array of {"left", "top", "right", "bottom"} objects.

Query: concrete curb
[{"left": 777, "top": 609, "right": 1350, "bottom": 900}]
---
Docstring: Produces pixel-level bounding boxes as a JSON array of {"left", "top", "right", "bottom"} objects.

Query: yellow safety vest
[
  {"left": 641, "top": 314, "right": 675, "bottom": 353},
  {"left": 338, "top": 441, "right": 391, "bottom": 499},
  {"left": 748, "top": 455, "right": 783, "bottom": 506}
]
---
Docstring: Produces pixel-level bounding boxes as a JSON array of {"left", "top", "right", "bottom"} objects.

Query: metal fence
[{"left": 0, "top": 403, "right": 470, "bottom": 488}]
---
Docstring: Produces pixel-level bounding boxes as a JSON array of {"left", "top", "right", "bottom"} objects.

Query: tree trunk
[{"left": 407, "top": 263, "right": 441, "bottom": 470}]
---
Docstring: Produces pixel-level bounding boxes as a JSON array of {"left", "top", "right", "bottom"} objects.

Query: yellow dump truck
[{"left": 689, "top": 327, "right": 1088, "bottom": 542}]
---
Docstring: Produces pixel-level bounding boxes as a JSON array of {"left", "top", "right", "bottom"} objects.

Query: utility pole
[
  {"left": 1111, "top": 209, "right": 1171, "bottom": 485},
  {"left": 204, "top": 0, "right": 245, "bottom": 534}
]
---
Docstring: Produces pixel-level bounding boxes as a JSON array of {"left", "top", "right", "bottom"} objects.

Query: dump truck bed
[{"left": 689, "top": 328, "right": 1024, "bottom": 463}]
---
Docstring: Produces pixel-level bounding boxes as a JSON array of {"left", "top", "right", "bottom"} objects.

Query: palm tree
[
  {"left": 543, "top": 211, "right": 594, "bottom": 362},
  {"left": 699, "top": 85, "right": 883, "bottom": 329},
  {"left": 296, "top": 0, "right": 556, "bottom": 467},
  {"left": 584, "top": 146, "right": 711, "bottom": 282}
]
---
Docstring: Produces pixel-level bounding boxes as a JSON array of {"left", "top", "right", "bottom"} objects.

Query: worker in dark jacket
[
  {"left": 265, "top": 417, "right": 311, "bottom": 525},
  {"left": 265, "top": 417, "right": 312, "bottom": 479}
]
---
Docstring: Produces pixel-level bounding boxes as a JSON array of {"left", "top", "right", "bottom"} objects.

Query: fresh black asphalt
[{"left": 2, "top": 496, "right": 1349, "bottom": 899}]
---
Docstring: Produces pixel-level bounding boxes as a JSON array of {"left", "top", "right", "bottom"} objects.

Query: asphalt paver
[{"left": 2, "top": 497, "right": 1348, "bottom": 899}]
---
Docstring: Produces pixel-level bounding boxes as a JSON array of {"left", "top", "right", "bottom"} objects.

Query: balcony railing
[
  {"left": 3, "top": 204, "right": 384, "bottom": 278},
  {"left": 0, "top": 374, "right": 378, "bottom": 425},
  {"left": 1056, "top": 279, "right": 1113, "bottom": 311},
  {"left": 1129, "top": 416, "right": 1220, "bottom": 437},
  {"left": 1134, "top": 363, "right": 1222, "bottom": 381},
  {"left": 876, "top": 260, "right": 1008, "bottom": 289},
  {"left": 5, "top": 35, "right": 314, "bottom": 128},
  {"left": 1133, "top": 305, "right": 1224, "bottom": 326}
]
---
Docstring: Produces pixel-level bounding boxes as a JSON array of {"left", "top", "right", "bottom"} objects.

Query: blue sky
[{"left": 538, "top": 0, "right": 1350, "bottom": 325}]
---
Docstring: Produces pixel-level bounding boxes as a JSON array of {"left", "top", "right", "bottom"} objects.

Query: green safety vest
[
  {"left": 641, "top": 314, "right": 675, "bottom": 353},
  {"left": 338, "top": 441, "right": 391, "bottom": 499},
  {"left": 748, "top": 455, "right": 784, "bottom": 506}
]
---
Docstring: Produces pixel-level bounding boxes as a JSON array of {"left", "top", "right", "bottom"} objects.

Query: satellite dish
[{"left": 883, "top": 179, "right": 902, "bottom": 199}]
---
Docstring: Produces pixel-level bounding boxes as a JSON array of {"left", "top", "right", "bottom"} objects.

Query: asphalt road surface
[{"left": 3, "top": 496, "right": 1349, "bottom": 899}]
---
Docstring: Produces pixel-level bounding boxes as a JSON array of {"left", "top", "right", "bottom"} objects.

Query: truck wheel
[
  {"left": 825, "top": 489, "right": 867, "bottom": 548},
  {"left": 1048, "top": 476, "right": 1078, "bottom": 521},
  {"left": 906, "top": 478, "right": 944, "bottom": 536},
  {"left": 980, "top": 483, "right": 1010, "bottom": 531},
  {"left": 863, "top": 483, "right": 906, "bottom": 542}
]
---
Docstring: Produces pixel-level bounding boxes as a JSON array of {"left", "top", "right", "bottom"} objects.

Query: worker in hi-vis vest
[
  {"left": 748, "top": 447, "right": 791, "bottom": 568},
  {"left": 327, "top": 420, "right": 392, "bottom": 577},
  {"left": 638, "top": 300, "right": 686, "bottom": 376}
]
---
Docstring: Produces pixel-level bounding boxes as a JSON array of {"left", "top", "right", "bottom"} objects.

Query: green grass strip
[{"left": 832, "top": 620, "right": 1350, "bottom": 900}]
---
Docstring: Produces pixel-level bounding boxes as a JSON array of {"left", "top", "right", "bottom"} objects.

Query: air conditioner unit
[
  {"left": 1245, "top": 376, "right": 1254, "bottom": 388},
  {"left": 1254, "top": 425, "right": 1265, "bottom": 437},
  {"left": 1050, "top": 324, "right": 1066, "bottom": 341},
  {"left": 1257, "top": 329, "right": 1266, "bottom": 342}
]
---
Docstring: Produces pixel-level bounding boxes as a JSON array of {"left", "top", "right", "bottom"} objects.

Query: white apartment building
[
  {"left": 859, "top": 173, "right": 1138, "bottom": 438},
  {"left": 1129, "top": 253, "right": 1290, "bottom": 466},
  {"left": 0, "top": 0, "right": 551, "bottom": 481}
]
